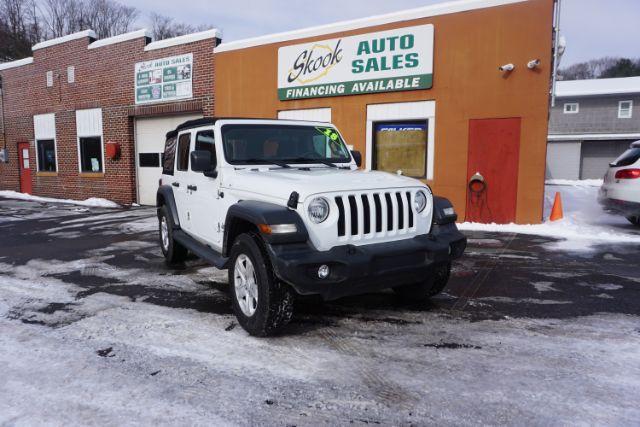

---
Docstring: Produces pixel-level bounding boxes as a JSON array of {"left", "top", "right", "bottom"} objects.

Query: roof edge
[
  {"left": 548, "top": 133, "right": 640, "bottom": 141},
  {"left": 89, "top": 29, "right": 152, "bottom": 49},
  {"left": 144, "top": 28, "right": 222, "bottom": 51},
  {"left": 32, "top": 29, "right": 97, "bottom": 51},
  {"left": 0, "top": 57, "right": 34, "bottom": 71},
  {"left": 214, "top": 0, "right": 527, "bottom": 53}
]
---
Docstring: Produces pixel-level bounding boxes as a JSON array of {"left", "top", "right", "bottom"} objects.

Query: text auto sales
[{"left": 284, "top": 34, "right": 424, "bottom": 99}]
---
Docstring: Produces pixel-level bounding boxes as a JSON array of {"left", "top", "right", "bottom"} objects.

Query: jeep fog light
[
  {"left": 317, "top": 265, "right": 330, "bottom": 279},
  {"left": 308, "top": 197, "right": 330, "bottom": 223},
  {"left": 414, "top": 191, "right": 427, "bottom": 213}
]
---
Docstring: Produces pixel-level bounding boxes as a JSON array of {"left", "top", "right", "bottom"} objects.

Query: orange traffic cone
[{"left": 549, "top": 192, "right": 564, "bottom": 221}]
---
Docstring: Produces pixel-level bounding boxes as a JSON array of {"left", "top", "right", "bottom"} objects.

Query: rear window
[
  {"left": 611, "top": 147, "right": 640, "bottom": 167},
  {"left": 162, "top": 136, "right": 177, "bottom": 175}
]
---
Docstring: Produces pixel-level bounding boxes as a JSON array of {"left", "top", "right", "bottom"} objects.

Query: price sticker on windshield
[{"left": 317, "top": 127, "right": 340, "bottom": 141}]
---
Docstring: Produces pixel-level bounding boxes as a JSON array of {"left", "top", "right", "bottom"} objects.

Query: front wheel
[
  {"left": 626, "top": 216, "right": 640, "bottom": 227},
  {"left": 229, "top": 233, "right": 294, "bottom": 336},
  {"left": 393, "top": 262, "right": 452, "bottom": 301}
]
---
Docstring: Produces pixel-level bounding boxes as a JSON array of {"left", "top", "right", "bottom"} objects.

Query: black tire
[
  {"left": 229, "top": 233, "right": 294, "bottom": 337},
  {"left": 626, "top": 216, "right": 640, "bottom": 227},
  {"left": 158, "top": 205, "right": 188, "bottom": 264},
  {"left": 393, "top": 262, "right": 452, "bottom": 301}
]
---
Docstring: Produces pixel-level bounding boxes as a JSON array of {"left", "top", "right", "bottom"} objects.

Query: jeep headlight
[
  {"left": 414, "top": 191, "right": 427, "bottom": 213},
  {"left": 308, "top": 197, "right": 330, "bottom": 223}
]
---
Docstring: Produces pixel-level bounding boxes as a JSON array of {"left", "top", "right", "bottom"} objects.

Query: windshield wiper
[
  {"left": 241, "top": 159, "right": 291, "bottom": 168},
  {"left": 285, "top": 157, "right": 339, "bottom": 168}
]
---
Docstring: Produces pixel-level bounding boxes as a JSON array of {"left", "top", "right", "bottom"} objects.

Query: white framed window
[
  {"left": 563, "top": 103, "right": 579, "bottom": 114},
  {"left": 33, "top": 113, "right": 58, "bottom": 172},
  {"left": 67, "top": 66, "right": 75, "bottom": 83},
  {"left": 366, "top": 101, "right": 436, "bottom": 180},
  {"left": 618, "top": 100, "right": 633, "bottom": 119},
  {"left": 46, "top": 71, "right": 53, "bottom": 87},
  {"left": 278, "top": 108, "right": 332, "bottom": 123},
  {"left": 75, "top": 108, "right": 104, "bottom": 173}
]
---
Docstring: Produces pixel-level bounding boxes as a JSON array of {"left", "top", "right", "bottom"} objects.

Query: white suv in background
[
  {"left": 599, "top": 140, "right": 640, "bottom": 226},
  {"left": 156, "top": 118, "right": 467, "bottom": 336}
]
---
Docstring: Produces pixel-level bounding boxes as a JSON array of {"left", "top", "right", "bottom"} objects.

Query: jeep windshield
[{"left": 221, "top": 124, "right": 352, "bottom": 166}]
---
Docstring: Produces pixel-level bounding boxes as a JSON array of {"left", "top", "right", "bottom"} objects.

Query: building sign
[
  {"left": 278, "top": 24, "right": 433, "bottom": 101},
  {"left": 135, "top": 53, "right": 193, "bottom": 104}
]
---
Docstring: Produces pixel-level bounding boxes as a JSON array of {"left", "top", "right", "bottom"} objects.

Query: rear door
[
  {"left": 172, "top": 131, "right": 194, "bottom": 233},
  {"left": 466, "top": 118, "right": 521, "bottom": 224}
]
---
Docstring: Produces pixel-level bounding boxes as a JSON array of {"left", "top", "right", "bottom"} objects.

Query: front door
[
  {"left": 189, "top": 129, "right": 223, "bottom": 250},
  {"left": 466, "top": 118, "right": 521, "bottom": 224},
  {"left": 18, "top": 142, "right": 32, "bottom": 194}
]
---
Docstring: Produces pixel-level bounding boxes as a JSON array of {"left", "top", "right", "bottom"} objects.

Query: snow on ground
[
  {"left": 545, "top": 178, "right": 603, "bottom": 187},
  {"left": 1, "top": 198, "right": 639, "bottom": 425},
  {"left": 460, "top": 182, "right": 640, "bottom": 251},
  {"left": 0, "top": 190, "right": 119, "bottom": 208}
]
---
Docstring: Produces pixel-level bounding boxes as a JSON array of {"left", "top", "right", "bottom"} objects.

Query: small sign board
[{"left": 135, "top": 53, "right": 193, "bottom": 104}]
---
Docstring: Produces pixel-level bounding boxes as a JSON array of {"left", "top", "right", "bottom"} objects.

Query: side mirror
[
  {"left": 351, "top": 150, "right": 362, "bottom": 168},
  {"left": 190, "top": 150, "right": 216, "bottom": 177}
]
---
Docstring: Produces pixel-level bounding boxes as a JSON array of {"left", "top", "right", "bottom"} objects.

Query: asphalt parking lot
[{"left": 1, "top": 198, "right": 639, "bottom": 426}]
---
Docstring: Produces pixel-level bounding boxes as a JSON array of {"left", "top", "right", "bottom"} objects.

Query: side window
[
  {"left": 79, "top": 136, "right": 103, "bottom": 172},
  {"left": 162, "top": 135, "right": 177, "bottom": 175},
  {"left": 195, "top": 130, "right": 217, "bottom": 170},
  {"left": 36, "top": 139, "right": 57, "bottom": 172},
  {"left": 176, "top": 133, "right": 191, "bottom": 171}
]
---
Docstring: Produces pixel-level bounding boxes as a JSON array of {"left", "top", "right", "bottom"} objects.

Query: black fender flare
[
  {"left": 223, "top": 200, "right": 308, "bottom": 256},
  {"left": 432, "top": 196, "right": 458, "bottom": 225},
  {"left": 156, "top": 185, "right": 180, "bottom": 228}
]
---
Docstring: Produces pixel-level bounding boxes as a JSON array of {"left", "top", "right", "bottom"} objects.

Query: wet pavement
[{"left": 1, "top": 198, "right": 639, "bottom": 425}]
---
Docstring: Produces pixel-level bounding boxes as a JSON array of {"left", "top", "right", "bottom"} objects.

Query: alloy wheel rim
[
  {"left": 234, "top": 254, "right": 258, "bottom": 317},
  {"left": 160, "top": 217, "right": 169, "bottom": 251}
]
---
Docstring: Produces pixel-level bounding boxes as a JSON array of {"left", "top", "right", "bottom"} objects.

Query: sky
[{"left": 126, "top": 0, "right": 640, "bottom": 67}]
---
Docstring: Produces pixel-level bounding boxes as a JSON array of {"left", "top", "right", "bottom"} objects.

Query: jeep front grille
[{"left": 335, "top": 191, "right": 416, "bottom": 239}]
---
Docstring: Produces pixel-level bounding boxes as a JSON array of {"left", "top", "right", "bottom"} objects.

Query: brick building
[{"left": 0, "top": 28, "right": 219, "bottom": 205}]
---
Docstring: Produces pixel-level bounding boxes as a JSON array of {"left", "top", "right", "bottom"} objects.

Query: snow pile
[
  {"left": 460, "top": 182, "right": 640, "bottom": 251},
  {"left": 0, "top": 190, "right": 119, "bottom": 208},
  {"left": 545, "top": 179, "right": 603, "bottom": 187}
]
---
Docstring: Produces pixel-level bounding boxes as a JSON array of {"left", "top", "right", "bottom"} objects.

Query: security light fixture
[
  {"left": 527, "top": 59, "right": 541, "bottom": 69},
  {"left": 499, "top": 63, "right": 515, "bottom": 72}
]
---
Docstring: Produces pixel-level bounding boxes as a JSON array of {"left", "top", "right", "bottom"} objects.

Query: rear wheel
[
  {"left": 229, "top": 233, "right": 294, "bottom": 336},
  {"left": 626, "top": 216, "right": 640, "bottom": 227},
  {"left": 393, "top": 262, "right": 452, "bottom": 301},
  {"left": 158, "top": 206, "right": 188, "bottom": 264}
]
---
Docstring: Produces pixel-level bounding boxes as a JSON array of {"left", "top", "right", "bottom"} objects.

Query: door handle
[
  {"left": 171, "top": 182, "right": 180, "bottom": 187},
  {"left": 187, "top": 185, "right": 198, "bottom": 192}
]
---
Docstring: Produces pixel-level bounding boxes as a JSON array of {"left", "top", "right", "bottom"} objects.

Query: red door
[
  {"left": 18, "top": 142, "right": 32, "bottom": 194},
  {"left": 466, "top": 118, "right": 521, "bottom": 224}
]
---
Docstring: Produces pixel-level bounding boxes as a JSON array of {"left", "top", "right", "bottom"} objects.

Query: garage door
[
  {"left": 135, "top": 114, "right": 201, "bottom": 205},
  {"left": 580, "top": 140, "right": 633, "bottom": 179}
]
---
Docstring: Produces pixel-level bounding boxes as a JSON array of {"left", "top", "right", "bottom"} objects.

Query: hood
[{"left": 223, "top": 167, "right": 426, "bottom": 202}]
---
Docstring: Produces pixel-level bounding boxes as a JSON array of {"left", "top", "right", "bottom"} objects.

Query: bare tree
[
  {"left": 558, "top": 57, "right": 630, "bottom": 81},
  {"left": 149, "top": 11, "right": 210, "bottom": 40}
]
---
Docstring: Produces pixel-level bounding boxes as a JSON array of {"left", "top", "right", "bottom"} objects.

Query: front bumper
[{"left": 266, "top": 223, "right": 466, "bottom": 300}]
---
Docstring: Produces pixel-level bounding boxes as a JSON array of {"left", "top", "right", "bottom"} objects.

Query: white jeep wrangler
[{"left": 157, "top": 118, "right": 466, "bottom": 336}]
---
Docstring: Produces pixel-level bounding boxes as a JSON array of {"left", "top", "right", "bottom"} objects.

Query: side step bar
[{"left": 173, "top": 230, "right": 229, "bottom": 269}]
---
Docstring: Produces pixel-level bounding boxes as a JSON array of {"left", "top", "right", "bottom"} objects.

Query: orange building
[{"left": 213, "top": 0, "right": 557, "bottom": 224}]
